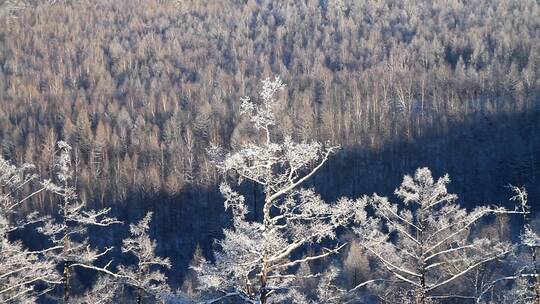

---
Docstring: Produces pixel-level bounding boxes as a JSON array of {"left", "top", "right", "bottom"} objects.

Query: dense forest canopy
[
  {"left": 0, "top": 0, "right": 539, "bottom": 300},
  {"left": 0, "top": 0, "right": 538, "bottom": 204}
]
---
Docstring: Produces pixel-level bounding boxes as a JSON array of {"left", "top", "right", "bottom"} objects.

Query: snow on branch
[
  {"left": 352, "top": 167, "right": 527, "bottom": 303},
  {"left": 0, "top": 155, "right": 60, "bottom": 302},
  {"left": 118, "top": 212, "right": 171, "bottom": 301},
  {"left": 196, "top": 77, "right": 356, "bottom": 303}
]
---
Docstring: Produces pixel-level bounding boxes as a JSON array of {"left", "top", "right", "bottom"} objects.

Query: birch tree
[
  {"left": 195, "top": 77, "right": 363, "bottom": 303},
  {"left": 353, "top": 168, "right": 526, "bottom": 303},
  {"left": 40, "top": 141, "right": 122, "bottom": 302},
  {"left": 0, "top": 156, "right": 61, "bottom": 302},
  {"left": 118, "top": 212, "right": 171, "bottom": 303}
]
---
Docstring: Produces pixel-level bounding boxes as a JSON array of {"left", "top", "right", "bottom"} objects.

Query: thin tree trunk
[
  {"left": 418, "top": 241, "right": 427, "bottom": 304},
  {"left": 418, "top": 207, "right": 427, "bottom": 304},
  {"left": 63, "top": 264, "right": 70, "bottom": 303},
  {"left": 63, "top": 178, "right": 71, "bottom": 304},
  {"left": 136, "top": 287, "right": 142, "bottom": 304},
  {"left": 260, "top": 171, "right": 272, "bottom": 304},
  {"left": 260, "top": 260, "right": 268, "bottom": 304}
]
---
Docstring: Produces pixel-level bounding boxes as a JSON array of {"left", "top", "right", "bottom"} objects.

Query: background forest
[{"left": 0, "top": 0, "right": 539, "bottom": 301}]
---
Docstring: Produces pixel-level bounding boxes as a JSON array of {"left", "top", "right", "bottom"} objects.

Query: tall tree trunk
[
  {"left": 260, "top": 173, "right": 272, "bottom": 304},
  {"left": 260, "top": 200, "right": 271, "bottom": 304},
  {"left": 418, "top": 208, "right": 427, "bottom": 304},
  {"left": 417, "top": 245, "right": 427, "bottom": 304}
]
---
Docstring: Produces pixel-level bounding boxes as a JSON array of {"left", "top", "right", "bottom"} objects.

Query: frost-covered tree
[
  {"left": 513, "top": 186, "right": 540, "bottom": 304},
  {"left": 353, "top": 168, "right": 525, "bottom": 303},
  {"left": 343, "top": 240, "right": 372, "bottom": 290},
  {"left": 40, "top": 141, "right": 122, "bottom": 302},
  {"left": 311, "top": 265, "right": 347, "bottom": 304},
  {"left": 481, "top": 186, "right": 540, "bottom": 304},
  {"left": 195, "top": 77, "right": 362, "bottom": 303},
  {"left": 0, "top": 155, "right": 61, "bottom": 302},
  {"left": 71, "top": 276, "right": 120, "bottom": 304},
  {"left": 182, "top": 245, "right": 205, "bottom": 298},
  {"left": 514, "top": 229, "right": 540, "bottom": 303},
  {"left": 118, "top": 212, "right": 171, "bottom": 303},
  {"left": 2, "top": 142, "right": 177, "bottom": 303}
]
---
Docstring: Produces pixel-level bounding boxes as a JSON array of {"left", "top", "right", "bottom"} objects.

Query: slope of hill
[{"left": 0, "top": 0, "right": 539, "bottom": 287}]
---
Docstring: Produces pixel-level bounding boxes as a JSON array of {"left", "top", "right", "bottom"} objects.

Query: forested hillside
[{"left": 0, "top": 0, "right": 539, "bottom": 300}]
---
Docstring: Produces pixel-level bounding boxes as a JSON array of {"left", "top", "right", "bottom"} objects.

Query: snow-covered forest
[
  {"left": 2, "top": 76, "right": 539, "bottom": 303},
  {"left": 0, "top": 0, "right": 539, "bottom": 303}
]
